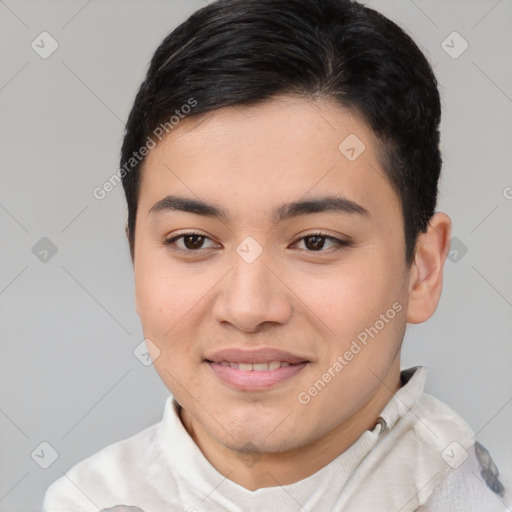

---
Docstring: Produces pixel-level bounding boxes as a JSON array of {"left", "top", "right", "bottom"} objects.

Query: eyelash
[{"left": 163, "top": 231, "right": 350, "bottom": 254}]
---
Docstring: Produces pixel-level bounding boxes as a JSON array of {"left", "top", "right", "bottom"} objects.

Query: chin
[
  {"left": 218, "top": 418, "right": 307, "bottom": 454},
  {"left": 224, "top": 435, "right": 299, "bottom": 455}
]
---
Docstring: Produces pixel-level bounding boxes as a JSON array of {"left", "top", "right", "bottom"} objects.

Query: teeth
[
  {"left": 268, "top": 360, "right": 281, "bottom": 370},
  {"left": 220, "top": 360, "right": 293, "bottom": 371}
]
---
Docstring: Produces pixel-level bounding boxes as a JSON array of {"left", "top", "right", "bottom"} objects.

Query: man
[{"left": 44, "top": 0, "right": 509, "bottom": 510}]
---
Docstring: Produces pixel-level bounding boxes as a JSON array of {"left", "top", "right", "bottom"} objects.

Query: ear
[
  {"left": 125, "top": 220, "right": 135, "bottom": 263},
  {"left": 406, "top": 212, "right": 452, "bottom": 324},
  {"left": 125, "top": 220, "right": 139, "bottom": 313}
]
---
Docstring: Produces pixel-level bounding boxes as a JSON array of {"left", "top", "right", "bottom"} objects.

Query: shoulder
[
  {"left": 417, "top": 440, "right": 510, "bottom": 511},
  {"left": 410, "top": 394, "right": 510, "bottom": 510},
  {"left": 412, "top": 392, "right": 476, "bottom": 449},
  {"left": 43, "top": 421, "right": 161, "bottom": 512},
  {"left": 415, "top": 392, "right": 474, "bottom": 431}
]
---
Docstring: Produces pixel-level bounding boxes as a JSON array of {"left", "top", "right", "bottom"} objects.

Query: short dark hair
[{"left": 120, "top": 0, "right": 442, "bottom": 265}]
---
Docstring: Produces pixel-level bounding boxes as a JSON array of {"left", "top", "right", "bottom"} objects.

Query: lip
[
  {"left": 204, "top": 347, "right": 310, "bottom": 365},
  {"left": 206, "top": 360, "right": 309, "bottom": 391}
]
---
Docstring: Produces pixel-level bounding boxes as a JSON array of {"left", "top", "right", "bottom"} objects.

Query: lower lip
[{"left": 206, "top": 361, "right": 309, "bottom": 390}]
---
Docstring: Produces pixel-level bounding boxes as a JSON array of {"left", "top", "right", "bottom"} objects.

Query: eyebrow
[{"left": 148, "top": 194, "right": 370, "bottom": 223}]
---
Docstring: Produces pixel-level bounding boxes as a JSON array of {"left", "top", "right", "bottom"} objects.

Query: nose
[{"left": 211, "top": 249, "right": 293, "bottom": 333}]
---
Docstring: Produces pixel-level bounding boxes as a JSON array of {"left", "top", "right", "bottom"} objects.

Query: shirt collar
[{"left": 373, "top": 365, "right": 427, "bottom": 435}]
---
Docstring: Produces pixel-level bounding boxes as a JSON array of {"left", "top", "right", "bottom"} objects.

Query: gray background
[{"left": 0, "top": 1, "right": 511, "bottom": 510}]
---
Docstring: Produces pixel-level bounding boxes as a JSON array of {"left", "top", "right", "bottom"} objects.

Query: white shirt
[{"left": 43, "top": 366, "right": 509, "bottom": 511}]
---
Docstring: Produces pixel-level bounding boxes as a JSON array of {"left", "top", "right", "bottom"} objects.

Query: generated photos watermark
[
  {"left": 93, "top": 98, "right": 197, "bottom": 200},
  {"left": 297, "top": 301, "right": 403, "bottom": 405}
]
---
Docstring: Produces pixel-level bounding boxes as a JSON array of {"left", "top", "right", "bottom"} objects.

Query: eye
[
  {"left": 293, "top": 232, "right": 350, "bottom": 252},
  {"left": 164, "top": 232, "right": 218, "bottom": 252}
]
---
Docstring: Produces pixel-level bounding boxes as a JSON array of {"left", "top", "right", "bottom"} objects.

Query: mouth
[
  {"left": 203, "top": 347, "right": 311, "bottom": 390},
  {"left": 205, "top": 359, "right": 310, "bottom": 390},
  {"left": 204, "top": 347, "right": 309, "bottom": 365},
  {"left": 205, "top": 359, "right": 301, "bottom": 371}
]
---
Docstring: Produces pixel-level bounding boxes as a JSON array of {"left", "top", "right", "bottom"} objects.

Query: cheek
[
  {"left": 135, "top": 258, "right": 201, "bottom": 380},
  {"left": 297, "top": 251, "right": 406, "bottom": 360},
  {"left": 134, "top": 253, "right": 187, "bottom": 332},
  {"left": 298, "top": 260, "right": 394, "bottom": 323},
  {"left": 134, "top": 251, "right": 214, "bottom": 368}
]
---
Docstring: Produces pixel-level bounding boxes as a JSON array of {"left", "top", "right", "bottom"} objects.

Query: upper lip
[{"left": 205, "top": 348, "right": 310, "bottom": 365}]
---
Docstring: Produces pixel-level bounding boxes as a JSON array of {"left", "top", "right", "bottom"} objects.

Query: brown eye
[
  {"left": 294, "top": 233, "right": 350, "bottom": 252},
  {"left": 181, "top": 234, "right": 206, "bottom": 250},
  {"left": 164, "top": 232, "right": 217, "bottom": 252},
  {"left": 304, "top": 235, "right": 327, "bottom": 251}
]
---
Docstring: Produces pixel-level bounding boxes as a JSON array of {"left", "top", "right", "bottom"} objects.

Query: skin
[{"left": 131, "top": 94, "right": 451, "bottom": 491}]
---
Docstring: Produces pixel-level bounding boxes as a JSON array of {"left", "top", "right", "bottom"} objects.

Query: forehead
[{"left": 138, "top": 95, "right": 400, "bottom": 223}]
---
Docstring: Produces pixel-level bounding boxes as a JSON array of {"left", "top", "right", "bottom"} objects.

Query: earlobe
[{"left": 406, "top": 212, "right": 452, "bottom": 324}]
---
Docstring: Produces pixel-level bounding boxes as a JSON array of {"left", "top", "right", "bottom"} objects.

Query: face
[{"left": 133, "top": 95, "right": 411, "bottom": 455}]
